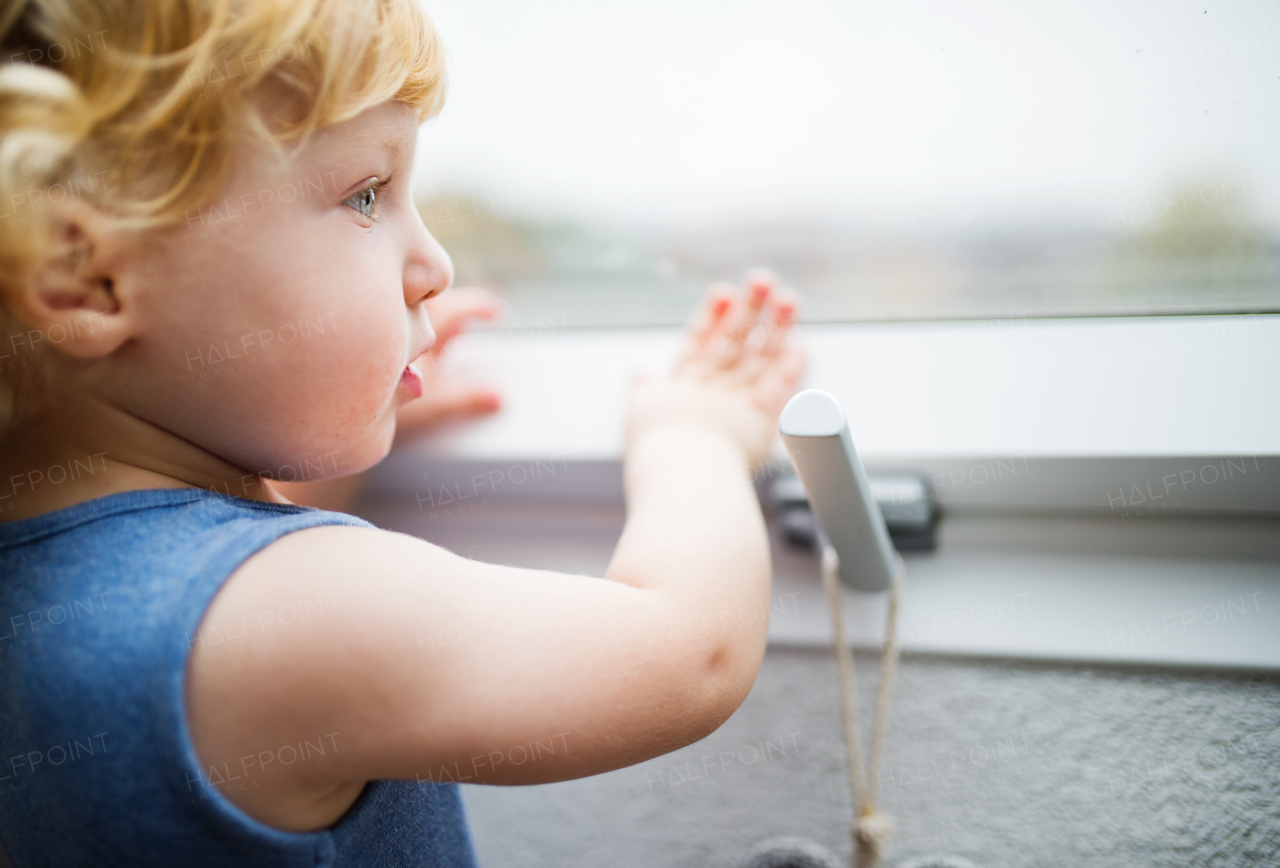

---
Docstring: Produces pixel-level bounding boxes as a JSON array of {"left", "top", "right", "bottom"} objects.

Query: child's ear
[{"left": 10, "top": 199, "right": 135, "bottom": 360}]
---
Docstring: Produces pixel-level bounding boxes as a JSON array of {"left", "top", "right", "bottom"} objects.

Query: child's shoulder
[
  {"left": 0, "top": 486, "right": 370, "bottom": 544},
  {"left": 0, "top": 486, "right": 379, "bottom": 647}
]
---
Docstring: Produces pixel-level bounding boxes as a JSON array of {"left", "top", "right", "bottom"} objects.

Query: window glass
[{"left": 416, "top": 0, "right": 1279, "bottom": 325}]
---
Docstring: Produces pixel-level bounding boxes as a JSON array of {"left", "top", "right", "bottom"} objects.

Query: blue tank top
[{"left": 0, "top": 487, "right": 479, "bottom": 867}]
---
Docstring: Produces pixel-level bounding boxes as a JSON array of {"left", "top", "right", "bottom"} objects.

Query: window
[{"left": 415, "top": 0, "right": 1279, "bottom": 326}]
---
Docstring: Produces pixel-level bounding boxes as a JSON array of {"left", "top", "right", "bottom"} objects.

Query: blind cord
[{"left": 820, "top": 545, "right": 905, "bottom": 868}]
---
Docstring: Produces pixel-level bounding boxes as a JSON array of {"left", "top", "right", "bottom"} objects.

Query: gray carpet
[{"left": 460, "top": 647, "right": 1280, "bottom": 868}]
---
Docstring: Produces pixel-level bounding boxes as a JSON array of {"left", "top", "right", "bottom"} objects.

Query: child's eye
[
  {"left": 343, "top": 178, "right": 389, "bottom": 218},
  {"left": 343, "top": 184, "right": 378, "bottom": 218}
]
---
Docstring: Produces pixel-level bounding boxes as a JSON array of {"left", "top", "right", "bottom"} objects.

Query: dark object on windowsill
[
  {"left": 896, "top": 857, "right": 984, "bottom": 868},
  {"left": 732, "top": 836, "right": 844, "bottom": 868},
  {"left": 771, "top": 472, "right": 938, "bottom": 552}
]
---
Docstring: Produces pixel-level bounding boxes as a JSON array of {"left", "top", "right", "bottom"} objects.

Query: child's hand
[
  {"left": 626, "top": 270, "right": 807, "bottom": 467},
  {"left": 392, "top": 286, "right": 505, "bottom": 445}
]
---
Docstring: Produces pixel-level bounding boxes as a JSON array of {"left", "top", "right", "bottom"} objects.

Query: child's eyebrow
[{"left": 354, "top": 129, "right": 410, "bottom": 165}]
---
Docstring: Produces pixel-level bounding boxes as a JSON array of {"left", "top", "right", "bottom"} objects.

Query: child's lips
[{"left": 399, "top": 361, "right": 424, "bottom": 399}]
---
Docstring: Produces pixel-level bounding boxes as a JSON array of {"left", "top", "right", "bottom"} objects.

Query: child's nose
[{"left": 404, "top": 228, "right": 454, "bottom": 306}]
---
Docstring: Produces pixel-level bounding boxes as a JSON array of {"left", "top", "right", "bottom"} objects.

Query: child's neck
[{"left": 0, "top": 395, "right": 291, "bottom": 523}]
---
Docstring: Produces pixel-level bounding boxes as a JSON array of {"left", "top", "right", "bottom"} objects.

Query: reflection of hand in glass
[
  {"left": 394, "top": 286, "right": 504, "bottom": 442},
  {"left": 274, "top": 286, "right": 504, "bottom": 511}
]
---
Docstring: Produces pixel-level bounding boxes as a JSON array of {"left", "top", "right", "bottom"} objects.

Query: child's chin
[{"left": 310, "top": 426, "right": 396, "bottom": 479}]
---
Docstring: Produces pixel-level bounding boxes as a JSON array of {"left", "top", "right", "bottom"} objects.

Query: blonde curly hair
[{"left": 0, "top": 0, "right": 447, "bottom": 431}]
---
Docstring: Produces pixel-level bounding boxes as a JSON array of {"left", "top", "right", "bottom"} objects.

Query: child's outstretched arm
[{"left": 185, "top": 273, "right": 805, "bottom": 831}]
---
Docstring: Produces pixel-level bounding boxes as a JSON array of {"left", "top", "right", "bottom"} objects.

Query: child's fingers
[
  {"left": 677, "top": 283, "right": 735, "bottom": 371},
  {"left": 427, "top": 286, "right": 505, "bottom": 320},
  {"left": 739, "top": 269, "right": 775, "bottom": 323},
  {"left": 712, "top": 270, "right": 775, "bottom": 369},
  {"left": 393, "top": 380, "right": 501, "bottom": 442},
  {"left": 425, "top": 288, "right": 505, "bottom": 356},
  {"left": 723, "top": 347, "right": 771, "bottom": 387},
  {"left": 759, "top": 288, "right": 800, "bottom": 358},
  {"left": 753, "top": 342, "right": 808, "bottom": 416},
  {"left": 726, "top": 301, "right": 795, "bottom": 385},
  {"left": 685, "top": 282, "right": 735, "bottom": 339}
]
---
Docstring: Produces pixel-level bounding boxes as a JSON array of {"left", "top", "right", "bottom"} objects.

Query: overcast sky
[{"left": 413, "top": 0, "right": 1279, "bottom": 230}]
